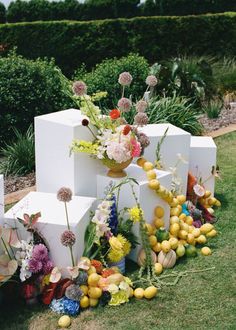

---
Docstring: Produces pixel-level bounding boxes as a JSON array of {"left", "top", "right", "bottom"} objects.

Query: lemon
[
  {"left": 178, "top": 230, "right": 188, "bottom": 240},
  {"left": 58, "top": 315, "right": 71, "bottom": 328},
  {"left": 170, "top": 223, "right": 180, "bottom": 236},
  {"left": 180, "top": 222, "right": 189, "bottom": 232},
  {"left": 161, "top": 240, "right": 171, "bottom": 253},
  {"left": 87, "top": 266, "right": 97, "bottom": 275},
  {"left": 215, "top": 200, "right": 221, "bottom": 207},
  {"left": 170, "top": 216, "right": 180, "bottom": 225},
  {"left": 187, "top": 233, "right": 195, "bottom": 245},
  {"left": 147, "top": 170, "right": 157, "bottom": 180},
  {"left": 148, "top": 179, "right": 160, "bottom": 190},
  {"left": 80, "top": 296, "right": 90, "bottom": 308},
  {"left": 170, "top": 207, "right": 179, "bottom": 217},
  {"left": 185, "top": 216, "right": 193, "bottom": 226},
  {"left": 154, "top": 262, "right": 163, "bottom": 275},
  {"left": 177, "top": 195, "right": 186, "bottom": 204},
  {"left": 178, "top": 239, "right": 187, "bottom": 246},
  {"left": 80, "top": 285, "right": 88, "bottom": 295},
  {"left": 204, "top": 190, "right": 211, "bottom": 198},
  {"left": 206, "top": 229, "right": 217, "bottom": 238},
  {"left": 144, "top": 286, "right": 158, "bottom": 299},
  {"left": 176, "top": 244, "right": 185, "bottom": 257},
  {"left": 196, "top": 234, "right": 207, "bottom": 244},
  {"left": 179, "top": 213, "right": 187, "bottom": 221},
  {"left": 169, "top": 237, "right": 178, "bottom": 250},
  {"left": 88, "top": 273, "right": 101, "bottom": 287},
  {"left": 154, "top": 217, "right": 165, "bottom": 228},
  {"left": 201, "top": 247, "right": 212, "bottom": 256},
  {"left": 152, "top": 242, "right": 162, "bottom": 253},
  {"left": 200, "top": 223, "right": 214, "bottom": 235},
  {"left": 143, "top": 161, "right": 154, "bottom": 171},
  {"left": 188, "top": 226, "right": 195, "bottom": 233},
  {"left": 177, "top": 205, "right": 183, "bottom": 213},
  {"left": 89, "top": 298, "right": 99, "bottom": 307},
  {"left": 129, "top": 287, "right": 134, "bottom": 298},
  {"left": 154, "top": 206, "right": 165, "bottom": 218},
  {"left": 149, "top": 235, "right": 157, "bottom": 247},
  {"left": 170, "top": 198, "right": 179, "bottom": 207},
  {"left": 137, "top": 157, "right": 147, "bottom": 167},
  {"left": 134, "top": 288, "right": 144, "bottom": 299},
  {"left": 192, "top": 228, "right": 201, "bottom": 238},
  {"left": 88, "top": 287, "right": 102, "bottom": 299}
]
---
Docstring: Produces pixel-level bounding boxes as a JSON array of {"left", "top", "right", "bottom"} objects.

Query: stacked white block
[
  {"left": 97, "top": 164, "right": 172, "bottom": 261},
  {"left": 35, "top": 109, "right": 103, "bottom": 197},
  {"left": 139, "top": 124, "right": 191, "bottom": 195},
  {"left": 5, "top": 192, "right": 96, "bottom": 270},
  {"left": 0, "top": 175, "right": 3, "bottom": 225},
  {"left": 189, "top": 137, "right": 217, "bottom": 194}
]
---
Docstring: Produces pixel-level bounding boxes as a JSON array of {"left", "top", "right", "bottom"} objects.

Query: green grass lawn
[{"left": 1, "top": 132, "right": 236, "bottom": 330}]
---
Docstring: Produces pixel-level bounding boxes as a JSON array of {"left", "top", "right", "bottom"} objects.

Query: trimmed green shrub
[
  {"left": 74, "top": 54, "right": 149, "bottom": 108},
  {"left": 0, "top": 52, "right": 73, "bottom": 146},
  {"left": 0, "top": 13, "right": 235, "bottom": 75},
  {"left": 0, "top": 2, "right": 6, "bottom": 23},
  {"left": 0, "top": 126, "right": 35, "bottom": 175}
]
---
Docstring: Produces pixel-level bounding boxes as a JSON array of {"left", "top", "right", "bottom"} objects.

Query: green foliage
[
  {"left": 0, "top": 13, "right": 236, "bottom": 75},
  {"left": 0, "top": 126, "right": 35, "bottom": 175},
  {"left": 0, "top": 52, "right": 73, "bottom": 146},
  {"left": 74, "top": 54, "right": 149, "bottom": 108},
  {"left": 0, "top": 2, "right": 6, "bottom": 23},
  {"left": 147, "top": 95, "right": 203, "bottom": 135},
  {"left": 203, "top": 99, "right": 223, "bottom": 119},
  {"left": 212, "top": 57, "right": 236, "bottom": 93}
]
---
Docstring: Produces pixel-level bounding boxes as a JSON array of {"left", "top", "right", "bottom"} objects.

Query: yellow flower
[
  {"left": 71, "top": 140, "right": 98, "bottom": 155},
  {"left": 109, "top": 236, "right": 123, "bottom": 251},
  {"left": 108, "top": 249, "right": 124, "bottom": 263},
  {"left": 91, "top": 91, "right": 108, "bottom": 102},
  {"left": 128, "top": 206, "right": 144, "bottom": 222},
  {"left": 117, "top": 234, "right": 131, "bottom": 256}
]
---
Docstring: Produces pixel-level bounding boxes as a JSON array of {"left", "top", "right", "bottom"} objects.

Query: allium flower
[
  {"left": 72, "top": 81, "right": 87, "bottom": 96},
  {"left": 136, "top": 100, "right": 148, "bottom": 112},
  {"left": 117, "top": 97, "right": 132, "bottom": 112},
  {"left": 57, "top": 187, "right": 72, "bottom": 202},
  {"left": 65, "top": 284, "right": 83, "bottom": 302},
  {"left": 43, "top": 260, "right": 54, "bottom": 274},
  {"left": 61, "top": 230, "right": 76, "bottom": 247},
  {"left": 109, "top": 109, "right": 120, "bottom": 120},
  {"left": 138, "top": 132, "right": 150, "bottom": 148},
  {"left": 145, "top": 75, "right": 158, "bottom": 87},
  {"left": 82, "top": 118, "right": 89, "bottom": 126},
  {"left": 134, "top": 112, "right": 149, "bottom": 126},
  {"left": 32, "top": 244, "right": 48, "bottom": 261},
  {"left": 28, "top": 258, "right": 43, "bottom": 273},
  {"left": 123, "top": 125, "right": 131, "bottom": 136},
  {"left": 118, "top": 72, "right": 133, "bottom": 86}
]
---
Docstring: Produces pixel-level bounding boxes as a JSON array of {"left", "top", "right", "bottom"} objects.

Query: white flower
[
  {"left": 193, "top": 184, "right": 205, "bottom": 197},
  {"left": 108, "top": 284, "right": 119, "bottom": 294}
]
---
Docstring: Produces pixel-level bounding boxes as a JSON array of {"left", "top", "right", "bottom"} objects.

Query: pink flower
[
  {"left": 117, "top": 97, "right": 132, "bottom": 112},
  {"left": 32, "top": 244, "right": 48, "bottom": 261},
  {"left": 193, "top": 184, "right": 205, "bottom": 197},
  {"left": 28, "top": 258, "right": 43, "bottom": 273},
  {"left": 136, "top": 100, "right": 148, "bottom": 112},
  {"left": 72, "top": 81, "right": 87, "bottom": 96},
  {"left": 118, "top": 72, "right": 133, "bottom": 86},
  {"left": 134, "top": 112, "right": 149, "bottom": 126},
  {"left": 131, "top": 139, "right": 141, "bottom": 158},
  {"left": 146, "top": 75, "right": 158, "bottom": 87},
  {"left": 43, "top": 260, "right": 53, "bottom": 274}
]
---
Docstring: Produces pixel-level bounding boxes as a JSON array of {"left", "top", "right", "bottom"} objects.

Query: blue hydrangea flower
[{"left": 63, "top": 297, "right": 80, "bottom": 316}]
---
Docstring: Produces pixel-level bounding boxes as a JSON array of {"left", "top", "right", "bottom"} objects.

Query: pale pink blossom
[
  {"left": 72, "top": 81, "right": 87, "bottom": 96},
  {"left": 145, "top": 75, "right": 158, "bottom": 87},
  {"left": 117, "top": 97, "right": 132, "bottom": 112},
  {"left": 118, "top": 72, "right": 133, "bottom": 86},
  {"left": 131, "top": 139, "right": 141, "bottom": 157},
  {"left": 136, "top": 100, "right": 148, "bottom": 112}
]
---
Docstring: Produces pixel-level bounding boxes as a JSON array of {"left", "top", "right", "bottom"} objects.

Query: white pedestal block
[
  {"left": 5, "top": 192, "right": 96, "bottom": 270},
  {"left": 189, "top": 137, "right": 217, "bottom": 194},
  {"left": 139, "top": 124, "right": 191, "bottom": 195},
  {"left": 97, "top": 164, "right": 172, "bottom": 262},
  {"left": 0, "top": 175, "right": 4, "bottom": 225},
  {"left": 35, "top": 109, "right": 103, "bottom": 197}
]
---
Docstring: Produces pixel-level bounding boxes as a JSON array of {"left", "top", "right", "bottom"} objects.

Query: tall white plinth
[
  {"left": 97, "top": 164, "right": 172, "bottom": 262},
  {"left": 0, "top": 175, "right": 3, "bottom": 225},
  {"left": 139, "top": 124, "right": 191, "bottom": 195},
  {"left": 5, "top": 192, "right": 96, "bottom": 270},
  {"left": 189, "top": 137, "right": 217, "bottom": 194},
  {"left": 35, "top": 109, "right": 103, "bottom": 197}
]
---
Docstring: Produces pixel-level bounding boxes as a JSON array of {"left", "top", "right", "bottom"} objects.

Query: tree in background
[{"left": 0, "top": 1, "right": 6, "bottom": 23}]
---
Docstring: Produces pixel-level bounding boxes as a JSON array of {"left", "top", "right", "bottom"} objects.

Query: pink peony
[
  {"left": 145, "top": 75, "right": 158, "bottom": 87},
  {"left": 72, "top": 81, "right": 87, "bottom": 96},
  {"left": 106, "top": 142, "right": 131, "bottom": 163},
  {"left": 131, "top": 139, "right": 141, "bottom": 158},
  {"left": 136, "top": 100, "right": 148, "bottom": 112},
  {"left": 117, "top": 97, "right": 132, "bottom": 112},
  {"left": 118, "top": 72, "right": 133, "bottom": 86}
]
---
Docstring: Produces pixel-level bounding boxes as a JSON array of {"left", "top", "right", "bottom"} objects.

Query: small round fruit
[
  {"left": 201, "top": 247, "right": 212, "bottom": 256},
  {"left": 148, "top": 179, "right": 160, "bottom": 190},
  {"left": 134, "top": 288, "right": 144, "bottom": 299},
  {"left": 143, "top": 161, "right": 154, "bottom": 171},
  {"left": 178, "top": 230, "right": 188, "bottom": 240},
  {"left": 179, "top": 213, "right": 187, "bottom": 221},
  {"left": 129, "top": 287, "right": 134, "bottom": 298},
  {"left": 185, "top": 244, "right": 197, "bottom": 257},
  {"left": 177, "top": 205, "right": 183, "bottom": 213},
  {"left": 206, "top": 229, "right": 217, "bottom": 238},
  {"left": 170, "top": 223, "right": 180, "bottom": 236},
  {"left": 187, "top": 233, "right": 195, "bottom": 245},
  {"left": 188, "top": 226, "right": 195, "bottom": 233},
  {"left": 192, "top": 228, "right": 201, "bottom": 238},
  {"left": 215, "top": 200, "right": 221, "bottom": 207},
  {"left": 180, "top": 221, "right": 189, "bottom": 232},
  {"left": 87, "top": 266, "right": 97, "bottom": 275},
  {"left": 88, "top": 287, "right": 102, "bottom": 299},
  {"left": 177, "top": 195, "right": 186, "bottom": 204},
  {"left": 145, "top": 223, "right": 155, "bottom": 236},
  {"left": 170, "top": 216, "right": 180, "bottom": 225},
  {"left": 170, "top": 198, "right": 179, "bottom": 207},
  {"left": 80, "top": 296, "right": 90, "bottom": 308},
  {"left": 161, "top": 240, "right": 171, "bottom": 253},
  {"left": 170, "top": 208, "right": 179, "bottom": 217},
  {"left": 152, "top": 242, "right": 162, "bottom": 253},
  {"left": 204, "top": 190, "right": 211, "bottom": 198},
  {"left": 197, "top": 234, "right": 207, "bottom": 244},
  {"left": 176, "top": 244, "right": 185, "bottom": 257},
  {"left": 147, "top": 170, "right": 157, "bottom": 181},
  {"left": 80, "top": 285, "right": 88, "bottom": 295},
  {"left": 169, "top": 237, "right": 178, "bottom": 250},
  {"left": 208, "top": 197, "right": 217, "bottom": 206},
  {"left": 154, "top": 217, "right": 165, "bottom": 229},
  {"left": 185, "top": 216, "right": 193, "bottom": 226},
  {"left": 149, "top": 235, "right": 157, "bottom": 247},
  {"left": 144, "top": 286, "right": 158, "bottom": 299},
  {"left": 88, "top": 273, "right": 101, "bottom": 287},
  {"left": 137, "top": 157, "right": 147, "bottom": 167},
  {"left": 89, "top": 298, "right": 99, "bottom": 307},
  {"left": 200, "top": 223, "right": 214, "bottom": 235},
  {"left": 154, "top": 206, "right": 165, "bottom": 218},
  {"left": 158, "top": 250, "right": 176, "bottom": 268},
  {"left": 58, "top": 315, "right": 71, "bottom": 328},
  {"left": 154, "top": 262, "right": 163, "bottom": 275}
]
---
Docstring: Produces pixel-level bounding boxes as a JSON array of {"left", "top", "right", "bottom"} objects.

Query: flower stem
[
  {"left": 1, "top": 237, "right": 12, "bottom": 260},
  {"left": 69, "top": 246, "right": 75, "bottom": 267},
  {"left": 64, "top": 202, "right": 71, "bottom": 231}
]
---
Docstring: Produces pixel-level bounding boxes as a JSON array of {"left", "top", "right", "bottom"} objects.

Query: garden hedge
[{"left": 0, "top": 13, "right": 236, "bottom": 75}]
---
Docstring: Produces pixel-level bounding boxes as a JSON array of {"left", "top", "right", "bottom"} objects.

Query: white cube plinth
[
  {"left": 0, "top": 175, "right": 3, "bottom": 225},
  {"left": 189, "top": 137, "right": 217, "bottom": 194},
  {"left": 35, "top": 109, "right": 103, "bottom": 197},
  {"left": 97, "top": 164, "right": 172, "bottom": 262},
  {"left": 139, "top": 124, "right": 191, "bottom": 195},
  {"left": 5, "top": 192, "right": 96, "bottom": 269}
]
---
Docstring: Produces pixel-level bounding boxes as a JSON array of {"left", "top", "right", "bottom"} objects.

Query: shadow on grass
[{"left": 215, "top": 192, "right": 229, "bottom": 210}]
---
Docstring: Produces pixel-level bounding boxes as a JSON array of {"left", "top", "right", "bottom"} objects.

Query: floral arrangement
[{"left": 70, "top": 72, "right": 157, "bottom": 175}]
